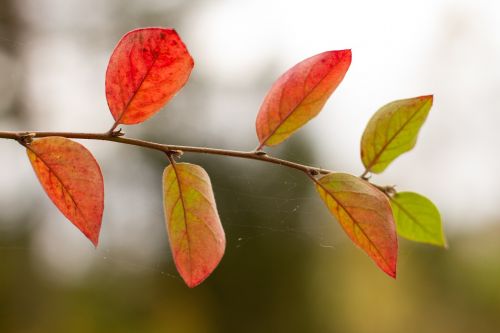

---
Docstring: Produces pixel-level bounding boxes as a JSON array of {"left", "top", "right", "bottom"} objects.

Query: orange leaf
[
  {"left": 27, "top": 137, "right": 104, "bottom": 246},
  {"left": 256, "top": 50, "right": 351, "bottom": 148},
  {"left": 163, "top": 162, "right": 225, "bottom": 287},
  {"left": 314, "top": 173, "right": 398, "bottom": 277},
  {"left": 106, "top": 28, "right": 194, "bottom": 126}
]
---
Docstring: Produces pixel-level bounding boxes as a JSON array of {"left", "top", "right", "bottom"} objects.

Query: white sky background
[{"left": 0, "top": 0, "right": 499, "bottom": 279}]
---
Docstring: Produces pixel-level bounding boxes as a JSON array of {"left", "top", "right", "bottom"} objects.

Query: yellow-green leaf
[
  {"left": 361, "top": 95, "right": 433, "bottom": 173},
  {"left": 314, "top": 173, "right": 398, "bottom": 277},
  {"left": 390, "top": 192, "right": 446, "bottom": 247},
  {"left": 163, "top": 162, "right": 225, "bottom": 288}
]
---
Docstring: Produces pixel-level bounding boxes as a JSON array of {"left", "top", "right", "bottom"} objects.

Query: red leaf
[
  {"left": 256, "top": 50, "right": 351, "bottom": 148},
  {"left": 106, "top": 28, "right": 194, "bottom": 126},
  {"left": 27, "top": 137, "right": 104, "bottom": 246},
  {"left": 163, "top": 162, "right": 225, "bottom": 287},
  {"left": 315, "top": 173, "right": 398, "bottom": 277}
]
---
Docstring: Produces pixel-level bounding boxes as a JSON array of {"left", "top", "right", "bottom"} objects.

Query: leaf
[
  {"left": 361, "top": 95, "right": 433, "bottom": 173},
  {"left": 106, "top": 28, "right": 194, "bottom": 126},
  {"left": 390, "top": 192, "right": 446, "bottom": 247},
  {"left": 163, "top": 162, "right": 225, "bottom": 287},
  {"left": 26, "top": 137, "right": 104, "bottom": 246},
  {"left": 315, "top": 173, "right": 398, "bottom": 277},
  {"left": 256, "top": 50, "right": 351, "bottom": 148}
]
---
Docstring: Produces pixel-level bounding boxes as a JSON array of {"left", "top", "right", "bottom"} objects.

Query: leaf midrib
[
  {"left": 169, "top": 162, "right": 193, "bottom": 280},
  {"left": 114, "top": 46, "right": 161, "bottom": 124}
]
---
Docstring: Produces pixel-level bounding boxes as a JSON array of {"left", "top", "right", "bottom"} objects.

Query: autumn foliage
[
  {"left": 106, "top": 28, "right": 193, "bottom": 127},
  {"left": 14, "top": 28, "right": 446, "bottom": 287}
]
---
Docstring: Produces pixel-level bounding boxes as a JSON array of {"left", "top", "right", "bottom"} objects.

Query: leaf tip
[
  {"left": 81, "top": 223, "right": 101, "bottom": 247},
  {"left": 89, "top": 234, "right": 100, "bottom": 248},
  {"left": 341, "top": 48, "right": 352, "bottom": 58},
  {"left": 185, "top": 275, "right": 216, "bottom": 288},
  {"left": 185, "top": 278, "right": 199, "bottom": 289},
  {"left": 386, "top": 266, "right": 397, "bottom": 279},
  {"left": 180, "top": 258, "right": 224, "bottom": 288},
  {"left": 326, "top": 49, "right": 352, "bottom": 65},
  {"left": 441, "top": 237, "right": 449, "bottom": 249},
  {"left": 329, "top": 48, "right": 351, "bottom": 55},
  {"left": 380, "top": 248, "right": 398, "bottom": 279},
  {"left": 421, "top": 94, "right": 433, "bottom": 103}
]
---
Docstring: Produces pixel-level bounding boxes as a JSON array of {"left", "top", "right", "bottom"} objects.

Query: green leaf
[
  {"left": 315, "top": 173, "right": 398, "bottom": 278},
  {"left": 390, "top": 192, "right": 446, "bottom": 247},
  {"left": 361, "top": 95, "right": 433, "bottom": 173}
]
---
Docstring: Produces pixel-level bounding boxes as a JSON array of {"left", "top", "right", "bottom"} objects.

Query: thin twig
[
  {"left": 108, "top": 121, "right": 120, "bottom": 135},
  {"left": 360, "top": 169, "right": 370, "bottom": 180},
  {"left": 371, "top": 183, "right": 397, "bottom": 197},
  {"left": 0, "top": 130, "right": 333, "bottom": 176}
]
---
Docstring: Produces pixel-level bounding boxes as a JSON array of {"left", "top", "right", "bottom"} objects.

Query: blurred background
[{"left": 1, "top": 0, "right": 500, "bottom": 332}]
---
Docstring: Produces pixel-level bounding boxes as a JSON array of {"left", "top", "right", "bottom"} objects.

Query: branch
[{"left": 0, "top": 130, "right": 332, "bottom": 176}]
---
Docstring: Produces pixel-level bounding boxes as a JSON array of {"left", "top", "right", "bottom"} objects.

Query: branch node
[
  {"left": 17, "top": 132, "right": 35, "bottom": 146},
  {"left": 253, "top": 150, "right": 267, "bottom": 156},
  {"left": 308, "top": 169, "right": 320, "bottom": 176},
  {"left": 110, "top": 128, "right": 125, "bottom": 137},
  {"left": 384, "top": 185, "right": 397, "bottom": 196},
  {"left": 360, "top": 169, "right": 371, "bottom": 180},
  {"left": 166, "top": 149, "right": 183, "bottom": 159},
  {"left": 371, "top": 183, "right": 397, "bottom": 197},
  {"left": 361, "top": 173, "right": 371, "bottom": 181}
]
